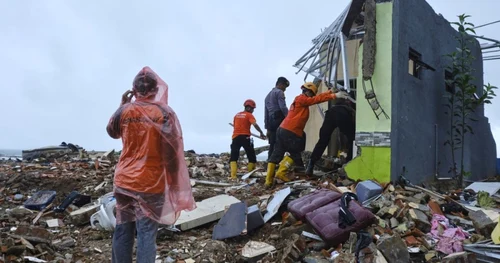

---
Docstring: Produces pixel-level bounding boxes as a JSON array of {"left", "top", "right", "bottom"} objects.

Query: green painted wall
[
  {"left": 345, "top": 2, "right": 393, "bottom": 183},
  {"left": 355, "top": 2, "right": 392, "bottom": 132},
  {"left": 345, "top": 146, "right": 391, "bottom": 183}
]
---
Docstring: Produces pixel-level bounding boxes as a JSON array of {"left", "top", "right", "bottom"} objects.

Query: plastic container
[
  {"left": 24, "top": 190, "right": 56, "bottom": 210},
  {"left": 355, "top": 180, "right": 383, "bottom": 204}
]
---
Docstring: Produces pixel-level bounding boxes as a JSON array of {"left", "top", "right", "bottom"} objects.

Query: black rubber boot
[{"left": 305, "top": 160, "right": 315, "bottom": 176}]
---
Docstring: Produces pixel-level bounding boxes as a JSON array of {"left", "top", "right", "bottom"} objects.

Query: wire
[{"left": 474, "top": 20, "right": 500, "bottom": 29}]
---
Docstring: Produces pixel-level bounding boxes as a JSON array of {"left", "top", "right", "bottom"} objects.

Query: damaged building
[{"left": 295, "top": 0, "right": 497, "bottom": 185}]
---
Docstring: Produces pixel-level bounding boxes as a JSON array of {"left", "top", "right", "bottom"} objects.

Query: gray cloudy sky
[{"left": 1, "top": 0, "right": 500, "bottom": 155}]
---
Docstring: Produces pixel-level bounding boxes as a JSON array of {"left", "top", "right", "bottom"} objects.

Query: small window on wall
[
  {"left": 445, "top": 70, "right": 455, "bottom": 93},
  {"left": 409, "top": 48, "right": 422, "bottom": 79}
]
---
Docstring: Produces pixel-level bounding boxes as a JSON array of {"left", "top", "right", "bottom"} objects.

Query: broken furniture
[
  {"left": 287, "top": 188, "right": 342, "bottom": 221},
  {"left": 305, "top": 196, "right": 376, "bottom": 246}
]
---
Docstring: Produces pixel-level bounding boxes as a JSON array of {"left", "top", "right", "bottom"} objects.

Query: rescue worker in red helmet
[
  {"left": 230, "top": 99, "right": 266, "bottom": 179},
  {"left": 265, "top": 82, "right": 348, "bottom": 187}
]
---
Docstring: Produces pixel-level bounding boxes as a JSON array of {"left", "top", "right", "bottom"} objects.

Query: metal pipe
[{"left": 340, "top": 34, "right": 351, "bottom": 93}]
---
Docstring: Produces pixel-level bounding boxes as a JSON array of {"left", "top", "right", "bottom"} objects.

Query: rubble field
[{"left": 1, "top": 149, "right": 500, "bottom": 263}]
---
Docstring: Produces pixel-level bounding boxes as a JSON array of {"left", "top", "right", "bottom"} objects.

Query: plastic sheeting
[
  {"left": 429, "top": 214, "right": 469, "bottom": 255},
  {"left": 107, "top": 66, "right": 196, "bottom": 225}
]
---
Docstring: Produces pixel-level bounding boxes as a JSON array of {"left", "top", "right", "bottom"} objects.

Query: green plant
[{"left": 443, "top": 14, "right": 497, "bottom": 186}]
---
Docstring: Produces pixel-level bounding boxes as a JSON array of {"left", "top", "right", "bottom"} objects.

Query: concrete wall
[
  {"left": 390, "top": 0, "right": 497, "bottom": 184},
  {"left": 344, "top": 2, "right": 393, "bottom": 183}
]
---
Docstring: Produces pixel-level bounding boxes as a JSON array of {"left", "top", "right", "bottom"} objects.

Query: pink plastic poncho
[{"left": 107, "top": 66, "right": 196, "bottom": 225}]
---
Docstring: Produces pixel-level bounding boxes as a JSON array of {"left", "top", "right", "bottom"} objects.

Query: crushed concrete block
[
  {"left": 409, "top": 202, "right": 430, "bottom": 213},
  {"left": 409, "top": 209, "right": 431, "bottom": 233},
  {"left": 13, "top": 226, "right": 52, "bottom": 244},
  {"left": 69, "top": 204, "right": 100, "bottom": 226},
  {"left": 6, "top": 245, "right": 25, "bottom": 256},
  {"left": 212, "top": 202, "right": 247, "bottom": 240},
  {"left": 469, "top": 210, "right": 497, "bottom": 237},
  {"left": 280, "top": 234, "right": 307, "bottom": 263},
  {"left": 175, "top": 195, "right": 240, "bottom": 231},
  {"left": 390, "top": 218, "right": 399, "bottom": 229},
  {"left": 241, "top": 241, "right": 276, "bottom": 259},
  {"left": 377, "top": 234, "right": 410, "bottom": 263},
  {"left": 441, "top": 251, "right": 477, "bottom": 263}
]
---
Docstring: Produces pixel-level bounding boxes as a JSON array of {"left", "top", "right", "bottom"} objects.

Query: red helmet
[{"left": 244, "top": 99, "right": 256, "bottom": 108}]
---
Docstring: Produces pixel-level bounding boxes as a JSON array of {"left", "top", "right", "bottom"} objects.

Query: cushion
[
  {"left": 305, "top": 199, "right": 376, "bottom": 246},
  {"left": 287, "top": 189, "right": 342, "bottom": 221}
]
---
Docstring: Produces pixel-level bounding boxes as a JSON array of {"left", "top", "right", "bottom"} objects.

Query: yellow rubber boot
[
  {"left": 248, "top": 162, "right": 256, "bottom": 172},
  {"left": 230, "top": 161, "right": 238, "bottom": 179},
  {"left": 265, "top": 163, "right": 276, "bottom": 187},
  {"left": 276, "top": 164, "right": 291, "bottom": 182},
  {"left": 276, "top": 156, "right": 293, "bottom": 182}
]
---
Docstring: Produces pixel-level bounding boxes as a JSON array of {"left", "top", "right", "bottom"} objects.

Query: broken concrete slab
[
  {"left": 69, "top": 204, "right": 100, "bottom": 226},
  {"left": 175, "top": 194, "right": 240, "bottom": 231},
  {"left": 469, "top": 209, "right": 497, "bottom": 237},
  {"left": 12, "top": 226, "right": 52, "bottom": 244},
  {"left": 409, "top": 209, "right": 431, "bottom": 233},
  {"left": 377, "top": 234, "right": 410, "bottom": 263},
  {"left": 241, "top": 241, "right": 276, "bottom": 259},
  {"left": 263, "top": 187, "right": 291, "bottom": 223},
  {"left": 441, "top": 251, "right": 477, "bottom": 263},
  {"left": 212, "top": 202, "right": 247, "bottom": 240}
]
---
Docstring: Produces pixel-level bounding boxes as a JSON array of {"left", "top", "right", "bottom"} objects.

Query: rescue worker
[
  {"left": 230, "top": 99, "right": 266, "bottom": 179},
  {"left": 264, "top": 77, "right": 290, "bottom": 160},
  {"left": 107, "top": 67, "right": 196, "bottom": 263},
  {"left": 265, "top": 82, "right": 348, "bottom": 187},
  {"left": 305, "top": 94, "right": 356, "bottom": 175}
]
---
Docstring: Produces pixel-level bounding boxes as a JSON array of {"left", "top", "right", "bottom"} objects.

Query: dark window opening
[
  {"left": 409, "top": 48, "right": 422, "bottom": 79},
  {"left": 445, "top": 70, "right": 455, "bottom": 93}
]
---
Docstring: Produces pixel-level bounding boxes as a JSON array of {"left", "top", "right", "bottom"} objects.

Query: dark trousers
[
  {"left": 267, "top": 130, "right": 277, "bottom": 160},
  {"left": 230, "top": 135, "right": 257, "bottom": 163},
  {"left": 310, "top": 108, "right": 355, "bottom": 163},
  {"left": 269, "top": 128, "right": 305, "bottom": 167}
]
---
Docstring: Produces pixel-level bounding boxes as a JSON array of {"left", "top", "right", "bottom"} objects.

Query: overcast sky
[{"left": 1, "top": 0, "right": 500, "bottom": 155}]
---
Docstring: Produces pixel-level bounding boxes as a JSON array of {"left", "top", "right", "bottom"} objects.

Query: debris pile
[{"left": 1, "top": 149, "right": 500, "bottom": 262}]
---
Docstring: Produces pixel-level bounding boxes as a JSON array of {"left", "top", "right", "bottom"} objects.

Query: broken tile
[{"left": 212, "top": 202, "right": 247, "bottom": 240}]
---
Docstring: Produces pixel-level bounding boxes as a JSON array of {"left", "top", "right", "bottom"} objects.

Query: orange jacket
[
  {"left": 107, "top": 101, "right": 173, "bottom": 194},
  {"left": 232, "top": 111, "right": 256, "bottom": 139},
  {"left": 280, "top": 91, "right": 336, "bottom": 137}
]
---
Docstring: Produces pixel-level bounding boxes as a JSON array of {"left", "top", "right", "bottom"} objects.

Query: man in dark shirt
[
  {"left": 264, "top": 77, "right": 289, "bottom": 160},
  {"left": 305, "top": 97, "right": 356, "bottom": 175}
]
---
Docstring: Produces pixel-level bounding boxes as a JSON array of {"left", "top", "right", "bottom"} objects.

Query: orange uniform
[
  {"left": 280, "top": 91, "right": 336, "bottom": 137},
  {"left": 107, "top": 101, "right": 170, "bottom": 194},
  {"left": 232, "top": 111, "right": 256, "bottom": 139}
]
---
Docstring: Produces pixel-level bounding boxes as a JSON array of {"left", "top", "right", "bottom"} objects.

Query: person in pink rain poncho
[{"left": 106, "top": 66, "right": 196, "bottom": 263}]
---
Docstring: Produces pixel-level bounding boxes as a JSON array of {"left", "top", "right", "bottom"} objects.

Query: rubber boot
[
  {"left": 230, "top": 161, "right": 238, "bottom": 179},
  {"left": 265, "top": 163, "right": 276, "bottom": 187},
  {"left": 248, "top": 162, "right": 256, "bottom": 172},
  {"left": 305, "top": 160, "right": 315, "bottom": 176},
  {"left": 276, "top": 163, "right": 291, "bottom": 182}
]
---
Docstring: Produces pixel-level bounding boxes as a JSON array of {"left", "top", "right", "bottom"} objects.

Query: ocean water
[{"left": 0, "top": 149, "right": 22, "bottom": 159}]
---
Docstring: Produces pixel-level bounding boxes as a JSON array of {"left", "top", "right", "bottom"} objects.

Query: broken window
[
  {"left": 409, "top": 48, "right": 422, "bottom": 78},
  {"left": 445, "top": 70, "right": 455, "bottom": 93}
]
